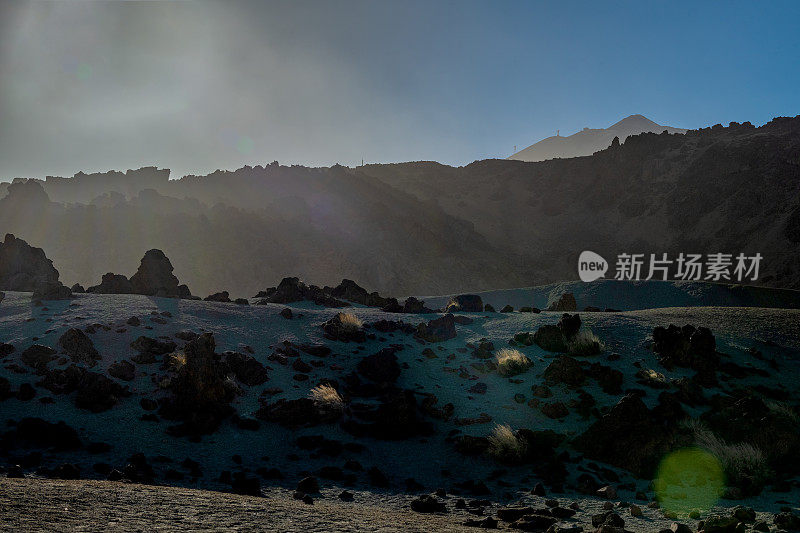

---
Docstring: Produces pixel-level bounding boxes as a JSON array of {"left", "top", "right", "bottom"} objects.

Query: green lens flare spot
[{"left": 654, "top": 447, "right": 724, "bottom": 516}]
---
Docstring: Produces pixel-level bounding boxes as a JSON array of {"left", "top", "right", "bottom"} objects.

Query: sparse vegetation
[
  {"left": 309, "top": 384, "right": 344, "bottom": 411},
  {"left": 689, "top": 420, "right": 772, "bottom": 495},
  {"left": 566, "top": 328, "right": 603, "bottom": 356},
  {"left": 163, "top": 352, "right": 186, "bottom": 371},
  {"left": 767, "top": 401, "right": 800, "bottom": 425},
  {"left": 495, "top": 348, "right": 533, "bottom": 376},
  {"left": 336, "top": 312, "right": 363, "bottom": 332},
  {"left": 487, "top": 424, "right": 527, "bottom": 464}
]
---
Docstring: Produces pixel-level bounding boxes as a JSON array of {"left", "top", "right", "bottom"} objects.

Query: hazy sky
[{"left": 0, "top": 0, "right": 798, "bottom": 181}]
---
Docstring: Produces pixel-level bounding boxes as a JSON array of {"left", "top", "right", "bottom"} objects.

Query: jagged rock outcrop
[
  {"left": 0, "top": 234, "right": 71, "bottom": 299},
  {"left": 129, "top": 249, "right": 190, "bottom": 298},
  {"left": 256, "top": 277, "right": 349, "bottom": 307},
  {"left": 87, "top": 250, "right": 194, "bottom": 299},
  {"left": 87, "top": 273, "right": 133, "bottom": 294},
  {"left": 0, "top": 234, "right": 60, "bottom": 291},
  {"left": 328, "top": 279, "right": 388, "bottom": 307}
]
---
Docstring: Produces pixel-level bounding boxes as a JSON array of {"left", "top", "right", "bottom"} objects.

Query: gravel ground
[{"left": 0, "top": 478, "right": 473, "bottom": 532}]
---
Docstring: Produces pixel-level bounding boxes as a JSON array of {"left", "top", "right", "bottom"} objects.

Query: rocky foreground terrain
[{"left": 2, "top": 237, "right": 800, "bottom": 532}]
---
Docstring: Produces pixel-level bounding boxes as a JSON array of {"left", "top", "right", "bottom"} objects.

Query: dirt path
[{"left": 0, "top": 478, "right": 474, "bottom": 532}]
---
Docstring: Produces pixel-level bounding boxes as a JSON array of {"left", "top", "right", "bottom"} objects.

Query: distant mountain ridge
[
  {"left": 1, "top": 116, "right": 799, "bottom": 296},
  {"left": 508, "top": 114, "right": 687, "bottom": 162}
]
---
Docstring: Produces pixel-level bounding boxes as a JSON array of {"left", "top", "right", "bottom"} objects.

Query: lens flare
[{"left": 654, "top": 447, "right": 725, "bottom": 516}]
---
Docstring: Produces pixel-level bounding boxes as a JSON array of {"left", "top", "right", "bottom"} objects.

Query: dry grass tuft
[
  {"left": 336, "top": 312, "right": 363, "bottom": 332},
  {"left": 309, "top": 384, "right": 344, "bottom": 411},
  {"left": 690, "top": 421, "right": 772, "bottom": 493},
  {"left": 495, "top": 348, "right": 532, "bottom": 376},
  {"left": 566, "top": 329, "right": 603, "bottom": 356},
  {"left": 487, "top": 424, "right": 527, "bottom": 464}
]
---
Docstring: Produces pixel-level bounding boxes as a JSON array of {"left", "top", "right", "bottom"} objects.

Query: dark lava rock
[
  {"left": 279, "top": 308, "right": 293, "bottom": 319},
  {"left": 0, "top": 234, "right": 61, "bottom": 292},
  {"left": 159, "top": 333, "right": 236, "bottom": 437},
  {"left": 58, "top": 328, "right": 100, "bottom": 366},
  {"left": 532, "top": 325, "right": 568, "bottom": 352},
  {"left": 87, "top": 273, "right": 133, "bottom": 294},
  {"left": 21, "top": 344, "right": 57, "bottom": 370},
  {"left": 410, "top": 494, "right": 446, "bottom": 513},
  {"left": 357, "top": 347, "right": 400, "bottom": 384},
  {"left": 573, "top": 394, "right": 680, "bottom": 477},
  {"left": 204, "top": 291, "right": 231, "bottom": 302},
  {"left": 131, "top": 336, "right": 176, "bottom": 357},
  {"left": 445, "top": 294, "right": 484, "bottom": 313},
  {"left": 416, "top": 314, "right": 462, "bottom": 342},
  {"left": 70, "top": 284, "right": 85, "bottom": 293},
  {"left": 329, "top": 279, "right": 388, "bottom": 307},
  {"left": 32, "top": 281, "right": 72, "bottom": 301},
  {"left": 258, "top": 277, "right": 349, "bottom": 307},
  {"left": 17, "top": 383, "right": 36, "bottom": 401},
  {"left": 108, "top": 360, "right": 135, "bottom": 381},
  {"left": 543, "top": 356, "right": 586, "bottom": 387},
  {"left": 547, "top": 293, "right": 577, "bottom": 311},
  {"left": 222, "top": 351, "right": 268, "bottom": 386},
  {"left": 653, "top": 324, "right": 718, "bottom": 382},
  {"left": 129, "top": 249, "right": 192, "bottom": 298}
]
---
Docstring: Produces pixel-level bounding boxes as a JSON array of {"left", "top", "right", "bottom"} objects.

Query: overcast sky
[{"left": 0, "top": 0, "right": 798, "bottom": 181}]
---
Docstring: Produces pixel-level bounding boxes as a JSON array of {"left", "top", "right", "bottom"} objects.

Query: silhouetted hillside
[{"left": 1, "top": 116, "right": 799, "bottom": 295}]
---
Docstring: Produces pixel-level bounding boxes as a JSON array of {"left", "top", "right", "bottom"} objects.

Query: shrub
[
  {"left": 336, "top": 312, "right": 363, "bottom": 332},
  {"left": 309, "top": 384, "right": 344, "bottom": 411},
  {"left": 566, "top": 329, "right": 603, "bottom": 356},
  {"left": 767, "top": 401, "right": 800, "bottom": 425},
  {"left": 487, "top": 424, "right": 527, "bottom": 464},
  {"left": 495, "top": 348, "right": 533, "bottom": 376},
  {"left": 690, "top": 421, "right": 772, "bottom": 495},
  {"left": 163, "top": 352, "right": 186, "bottom": 372}
]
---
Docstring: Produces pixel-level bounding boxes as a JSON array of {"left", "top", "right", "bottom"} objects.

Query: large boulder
[
  {"left": 445, "top": 294, "right": 484, "bottom": 313},
  {"left": 222, "top": 351, "right": 268, "bottom": 386},
  {"left": 547, "top": 293, "right": 577, "bottom": 311},
  {"left": 543, "top": 355, "right": 586, "bottom": 387},
  {"left": 129, "top": 249, "right": 189, "bottom": 298},
  {"left": 87, "top": 273, "right": 133, "bottom": 294},
  {"left": 573, "top": 394, "right": 680, "bottom": 477},
  {"left": 58, "top": 329, "right": 100, "bottom": 367},
  {"left": 32, "top": 281, "right": 72, "bottom": 301},
  {"left": 38, "top": 364, "right": 129, "bottom": 412},
  {"left": 415, "top": 313, "right": 465, "bottom": 342},
  {"left": 159, "top": 333, "right": 236, "bottom": 437},
  {"left": 0, "top": 234, "right": 61, "bottom": 292},
  {"left": 653, "top": 324, "right": 718, "bottom": 371},
  {"left": 357, "top": 347, "right": 401, "bottom": 384}
]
